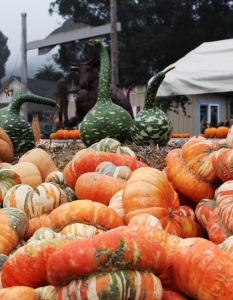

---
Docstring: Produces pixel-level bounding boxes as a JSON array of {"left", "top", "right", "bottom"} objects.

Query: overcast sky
[{"left": 1, "top": 0, "right": 65, "bottom": 82}]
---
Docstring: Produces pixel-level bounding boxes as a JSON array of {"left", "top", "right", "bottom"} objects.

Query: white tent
[{"left": 157, "top": 38, "right": 233, "bottom": 96}]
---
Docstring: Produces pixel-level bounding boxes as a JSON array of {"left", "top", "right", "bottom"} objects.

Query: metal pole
[
  {"left": 21, "top": 12, "right": 28, "bottom": 120},
  {"left": 110, "top": 0, "right": 119, "bottom": 85}
]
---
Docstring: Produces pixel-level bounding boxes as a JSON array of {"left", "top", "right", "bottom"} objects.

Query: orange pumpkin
[
  {"left": 75, "top": 172, "right": 127, "bottom": 206},
  {"left": 212, "top": 148, "right": 233, "bottom": 182},
  {"left": 18, "top": 148, "right": 58, "bottom": 181},
  {"left": 62, "top": 130, "right": 71, "bottom": 139},
  {"left": 195, "top": 198, "right": 217, "bottom": 231},
  {"left": 122, "top": 167, "right": 183, "bottom": 237},
  {"left": 50, "top": 132, "right": 58, "bottom": 139},
  {"left": 218, "top": 236, "right": 233, "bottom": 257},
  {"left": 55, "top": 129, "right": 65, "bottom": 139},
  {"left": 215, "top": 180, "right": 233, "bottom": 232},
  {"left": 216, "top": 126, "right": 230, "bottom": 139},
  {"left": 207, "top": 207, "right": 232, "bottom": 244},
  {"left": 69, "top": 129, "right": 80, "bottom": 139},
  {"left": 0, "top": 128, "right": 14, "bottom": 163},
  {"left": 204, "top": 127, "right": 217, "bottom": 138},
  {"left": 48, "top": 199, "right": 125, "bottom": 232},
  {"left": 166, "top": 148, "right": 217, "bottom": 205},
  {"left": 162, "top": 290, "right": 190, "bottom": 300},
  {"left": 23, "top": 213, "right": 50, "bottom": 241},
  {"left": 0, "top": 208, "right": 29, "bottom": 255},
  {"left": 1, "top": 238, "right": 69, "bottom": 288},
  {"left": 167, "top": 237, "right": 233, "bottom": 299},
  {"left": 0, "top": 286, "right": 38, "bottom": 300},
  {"left": 46, "top": 228, "right": 167, "bottom": 286},
  {"left": 180, "top": 215, "right": 205, "bottom": 238}
]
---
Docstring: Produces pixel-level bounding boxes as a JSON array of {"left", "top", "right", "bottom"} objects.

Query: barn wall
[
  {"left": 129, "top": 92, "right": 229, "bottom": 137},
  {"left": 168, "top": 93, "right": 228, "bottom": 136}
]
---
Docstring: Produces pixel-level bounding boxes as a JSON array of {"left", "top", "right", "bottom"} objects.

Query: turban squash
[
  {"left": 122, "top": 167, "right": 183, "bottom": 237},
  {"left": 0, "top": 128, "right": 14, "bottom": 163}
]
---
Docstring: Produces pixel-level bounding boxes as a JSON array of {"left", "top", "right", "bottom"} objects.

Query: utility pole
[
  {"left": 110, "top": 0, "right": 119, "bottom": 85},
  {"left": 21, "top": 12, "right": 28, "bottom": 120}
]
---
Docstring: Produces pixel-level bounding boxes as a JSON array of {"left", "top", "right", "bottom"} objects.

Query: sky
[{"left": 1, "top": 0, "right": 65, "bottom": 83}]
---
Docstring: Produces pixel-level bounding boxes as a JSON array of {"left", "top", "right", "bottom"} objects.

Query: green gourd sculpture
[
  {"left": 1, "top": 88, "right": 59, "bottom": 154},
  {"left": 80, "top": 39, "right": 133, "bottom": 147},
  {"left": 130, "top": 67, "right": 175, "bottom": 146}
]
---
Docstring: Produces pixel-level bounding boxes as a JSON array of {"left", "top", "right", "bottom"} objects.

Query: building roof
[
  {"left": 157, "top": 38, "right": 233, "bottom": 96},
  {"left": 13, "top": 76, "right": 58, "bottom": 100}
]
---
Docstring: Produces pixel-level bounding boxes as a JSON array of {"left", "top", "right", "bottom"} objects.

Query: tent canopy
[{"left": 157, "top": 38, "right": 233, "bottom": 96}]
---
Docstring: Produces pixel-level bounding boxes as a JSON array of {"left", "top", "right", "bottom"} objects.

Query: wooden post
[
  {"left": 21, "top": 12, "right": 28, "bottom": 120},
  {"left": 110, "top": 0, "right": 119, "bottom": 85}
]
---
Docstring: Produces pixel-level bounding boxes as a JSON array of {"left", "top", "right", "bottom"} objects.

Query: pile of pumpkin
[
  {"left": 50, "top": 129, "right": 81, "bottom": 140},
  {"left": 1, "top": 126, "right": 233, "bottom": 299},
  {"left": 202, "top": 126, "right": 230, "bottom": 139}
]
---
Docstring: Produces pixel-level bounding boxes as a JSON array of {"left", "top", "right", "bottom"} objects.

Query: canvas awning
[{"left": 156, "top": 38, "right": 233, "bottom": 96}]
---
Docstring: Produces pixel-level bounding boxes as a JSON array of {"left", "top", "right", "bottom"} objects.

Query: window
[{"left": 198, "top": 100, "right": 221, "bottom": 134}]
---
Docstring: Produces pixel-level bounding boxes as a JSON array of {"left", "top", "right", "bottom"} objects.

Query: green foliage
[
  {"left": 0, "top": 31, "right": 10, "bottom": 82},
  {"left": 34, "top": 64, "right": 64, "bottom": 81},
  {"left": 156, "top": 95, "right": 191, "bottom": 117},
  {"left": 48, "top": 0, "right": 233, "bottom": 86}
]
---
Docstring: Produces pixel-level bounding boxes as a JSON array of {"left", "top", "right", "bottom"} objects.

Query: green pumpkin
[
  {"left": 130, "top": 67, "right": 174, "bottom": 146},
  {"left": 80, "top": 40, "right": 133, "bottom": 147}
]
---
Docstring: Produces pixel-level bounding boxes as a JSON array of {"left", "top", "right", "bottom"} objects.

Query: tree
[
  {"left": 34, "top": 64, "right": 64, "bottom": 81},
  {"left": 0, "top": 31, "right": 10, "bottom": 84},
  {"left": 48, "top": 0, "right": 233, "bottom": 84}
]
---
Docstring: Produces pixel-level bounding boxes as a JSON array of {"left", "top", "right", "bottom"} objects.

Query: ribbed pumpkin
[
  {"left": 1, "top": 238, "right": 69, "bottom": 288},
  {"left": 128, "top": 213, "right": 163, "bottom": 229},
  {"left": 215, "top": 180, "right": 233, "bottom": 233},
  {"left": 212, "top": 148, "right": 233, "bottom": 182},
  {"left": 23, "top": 213, "right": 50, "bottom": 241},
  {"left": 18, "top": 148, "right": 58, "bottom": 181},
  {"left": 0, "top": 286, "right": 38, "bottom": 300},
  {"left": 0, "top": 207, "right": 29, "bottom": 255},
  {"left": 0, "top": 168, "right": 21, "bottom": 207},
  {"left": 56, "top": 270, "right": 162, "bottom": 300},
  {"left": 3, "top": 182, "right": 69, "bottom": 219},
  {"left": 179, "top": 205, "right": 196, "bottom": 222},
  {"left": 48, "top": 199, "right": 125, "bottom": 232},
  {"left": 207, "top": 207, "right": 232, "bottom": 244},
  {"left": 46, "top": 228, "right": 167, "bottom": 286},
  {"left": 0, "top": 128, "right": 14, "bottom": 163},
  {"left": 166, "top": 148, "right": 216, "bottom": 205},
  {"left": 75, "top": 172, "right": 127, "bottom": 206},
  {"left": 108, "top": 190, "right": 125, "bottom": 219},
  {"left": 195, "top": 198, "right": 217, "bottom": 231},
  {"left": 218, "top": 236, "right": 233, "bottom": 256},
  {"left": 95, "top": 161, "right": 132, "bottom": 180},
  {"left": 122, "top": 167, "right": 183, "bottom": 237},
  {"left": 167, "top": 237, "right": 233, "bottom": 299},
  {"left": 60, "top": 222, "right": 105, "bottom": 238},
  {"left": 11, "top": 162, "right": 42, "bottom": 189},
  {"left": 216, "top": 126, "right": 229, "bottom": 139}
]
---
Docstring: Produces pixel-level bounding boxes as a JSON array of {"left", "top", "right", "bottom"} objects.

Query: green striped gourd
[
  {"left": 1, "top": 88, "right": 59, "bottom": 154},
  {"left": 80, "top": 39, "right": 133, "bottom": 147},
  {"left": 130, "top": 67, "right": 174, "bottom": 146}
]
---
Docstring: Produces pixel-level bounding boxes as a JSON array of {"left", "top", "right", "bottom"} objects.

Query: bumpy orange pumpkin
[
  {"left": 1, "top": 238, "right": 69, "bottom": 288},
  {"left": 167, "top": 237, "right": 233, "bottom": 299},
  {"left": 0, "top": 208, "right": 29, "bottom": 255},
  {"left": 0, "top": 286, "right": 38, "bottom": 300},
  {"left": 207, "top": 207, "right": 232, "bottom": 244},
  {"left": 48, "top": 199, "right": 125, "bottom": 232},
  {"left": 122, "top": 167, "right": 183, "bottom": 237},
  {"left": 75, "top": 172, "right": 127, "bottom": 206},
  {"left": 212, "top": 148, "right": 233, "bottom": 182},
  {"left": 46, "top": 228, "right": 167, "bottom": 286},
  {"left": 0, "top": 128, "right": 14, "bottom": 163},
  {"left": 195, "top": 198, "right": 217, "bottom": 231},
  {"left": 166, "top": 148, "right": 216, "bottom": 205},
  {"left": 56, "top": 270, "right": 162, "bottom": 300}
]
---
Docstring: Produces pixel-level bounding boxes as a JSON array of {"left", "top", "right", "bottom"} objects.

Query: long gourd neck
[
  {"left": 144, "top": 66, "right": 175, "bottom": 110},
  {"left": 93, "top": 40, "right": 111, "bottom": 103}
]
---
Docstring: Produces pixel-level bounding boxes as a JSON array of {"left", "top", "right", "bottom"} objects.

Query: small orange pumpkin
[
  {"left": 216, "top": 126, "right": 230, "bottom": 139},
  {"left": 204, "top": 127, "right": 216, "bottom": 138}
]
